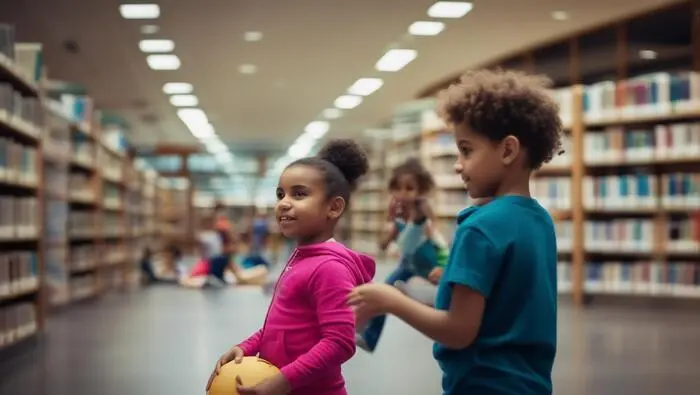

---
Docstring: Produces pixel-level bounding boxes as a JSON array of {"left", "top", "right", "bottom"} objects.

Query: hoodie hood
[{"left": 294, "top": 241, "right": 375, "bottom": 285}]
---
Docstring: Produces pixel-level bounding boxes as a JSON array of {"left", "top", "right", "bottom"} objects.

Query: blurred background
[{"left": 0, "top": 1, "right": 699, "bottom": 394}]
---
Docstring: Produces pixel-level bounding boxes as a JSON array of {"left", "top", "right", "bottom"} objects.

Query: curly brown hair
[
  {"left": 435, "top": 69, "right": 563, "bottom": 169},
  {"left": 388, "top": 157, "right": 435, "bottom": 194}
]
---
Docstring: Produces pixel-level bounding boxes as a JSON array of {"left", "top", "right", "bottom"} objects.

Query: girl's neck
[{"left": 297, "top": 230, "right": 335, "bottom": 246}]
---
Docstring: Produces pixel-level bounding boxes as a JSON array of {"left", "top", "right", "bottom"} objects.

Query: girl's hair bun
[{"left": 317, "top": 139, "right": 369, "bottom": 190}]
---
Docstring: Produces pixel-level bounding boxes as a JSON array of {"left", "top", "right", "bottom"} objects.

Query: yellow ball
[{"left": 208, "top": 356, "right": 280, "bottom": 395}]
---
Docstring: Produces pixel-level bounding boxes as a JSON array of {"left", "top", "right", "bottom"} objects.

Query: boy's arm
[
  {"left": 378, "top": 221, "right": 398, "bottom": 251},
  {"left": 279, "top": 261, "right": 358, "bottom": 390},
  {"left": 386, "top": 227, "right": 501, "bottom": 349},
  {"left": 237, "top": 330, "right": 262, "bottom": 355}
]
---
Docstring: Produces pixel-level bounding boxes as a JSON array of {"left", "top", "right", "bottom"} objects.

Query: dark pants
[
  {"left": 359, "top": 263, "right": 416, "bottom": 351},
  {"left": 208, "top": 254, "right": 230, "bottom": 282}
]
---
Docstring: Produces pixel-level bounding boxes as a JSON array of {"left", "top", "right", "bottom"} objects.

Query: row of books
[
  {"left": 69, "top": 210, "right": 96, "bottom": 237},
  {"left": 0, "top": 196, "right": 37, "bottom": 239},
  {"left": 71, "top": 245, "right": 96, "bottom": 272},
  {"left": 0, "top": 302, "right": 37, "bottom": 349},
  {"left": 531, "top": 177, "right": 571, "bottom": 211},
  {"left": 352, "top": 191, "right": 385, "bottom": 212},
  {"left": 581, "top": 71, "right": 699, "bottom": 123},
  {"left": 584, "top": 218, "right": 699, "bottom": 253},
  {"left": 582, "top": 173, "right": 700, "bottom": 210},
  {"left": 103, "top": 184, "right": 122, "bottom": 209},
  {"left": 0, "top": 251, "right": 39, "bottom": 298},
  {"left": 72, "top": 137, "right": 94, "bottom": 168},
  {"left": 0, "top": 83, "right": 42, "bottom": 131},
  {"left": 583, "top": 123, "right": 700, "bottom": 164},
  {"left": 104, "top": 213, "right": 125, "bottom": 237},
  {"left": 104, "top": 243, "right": 127, "bottom": 265},
  {"left": 70, "top": 275, "right": 97, "bottom": 301},
  {"left": 45, "top": 163, "right": 68, "bottom": 197},
  {"left": 0, "top": 138, "right": 37, "bottom": 186},
  {"left": 100, "top": 152, "right": 123, "bottom": 182},
  {"left": 558, "top": 261, "right": 700, "bottom": 297},
  {"left": 556, "top": 221, "right": 573, "bottom": 252},
  {"left": 69, "top": 173, "right": 94, "bottom": 202}
]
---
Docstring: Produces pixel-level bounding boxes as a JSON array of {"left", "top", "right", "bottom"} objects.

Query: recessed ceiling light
[
  {"left": 334, "top": 95, "right": 363, "bottom": 109},
  {"left": 139, "top": 39, "right": 174, "bottom": 53},
  {"left": 323, "top": 108, "right": 342, "bottom": 119},
  {"left": 169, "top": 94, "right": 199, "bottom": 107},
  {"left": 551, "top": 11, "right": 569, "bottom": 21},
  {"left": 348, "top": 78, "right": 384, "bottom": 96},
  {"left": 244, "top": 31, "right": 263, "bottom": 42},
  {"left": 141, "top": 24, "right": 159, "bottom": 34},
  {"left": 376, "top": 49, "right": 417, "bottom": 72},
  {"left": 427, "top": 2, "right": 473, "bottom": 19},
  {"left": 119, "top": 4, "right": 160, "bottom": 19},
  {"left": 177, "top": 108, "right": 209, "bottom": 128},
  {"left": 190, "top": 124, "right": 216, "bottom": 139},
  {"left": 146, "top": 54, "right": 180, "bottom": 70},
  {"left": 639, "top": 49, "right": 657, "bottom": 60},
  {"left": 408, "top": 21, "right": 445, "bottom": 36},
  {"left": 288, "top": 142, "right": 313, "bottom": 159},
  {"left": 304, "top": 121, "right": 330, "bottom": 139},
  {"left": 239, "top": 64, "right": 258, "bottom": 74},
  {"left": 163, "top": 82, "right": 193, "bottom": 94}
]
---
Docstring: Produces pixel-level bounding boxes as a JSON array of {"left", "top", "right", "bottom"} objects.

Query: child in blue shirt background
[{"left": 349, "top": 69, "right": 564, "bottom": 395}]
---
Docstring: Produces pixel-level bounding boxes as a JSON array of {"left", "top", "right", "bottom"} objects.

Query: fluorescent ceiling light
[
  {"left": 639, "top": 49, "right": 657, "bottom": 60},
  {"left": 139, "top": 39, "right": 174, "bottom": 53},
  {"left": 323, "top": 108, "right": 342, "bottom": 119},
  {"left": 288, "top": 142, "right": 313, "bottom": 159},
  {"left": 334, "top": 95, "right": 363, "bottom": 109},
  {"left": 427, "top": 2, "right": 473, "bottom": 18},
  {"left": 409, "top": 21, "right": 445, "bottom": 36},
  {"left": 244, "top": 31, "right": 263, "bottom": 42},
  {"left": 119, "top": 4, "right": 160, "bottom": 19},
  {"left": 304, "top": 121, "right": 329, "bottom": 139},
  {"left": 551, "top": 11, "right": 569, "bottom": 21},
  {"left": 146, "top": 54, "right": 181, "bottom": 70},
  {"left": 177, "top": 108, "right": 209, "bottom": 128},
  {"left": 163, "top": 82, "right": 193, "bottom": 94},
  {"left": 169, "top": 94, "right": 199, "bottom": 107},
  {"left": 205, "top": 140, "right": 229, "bottom": 154},
  {"left": 376, "top": 49, "right": 417, "bottom": 72},
  {"left": 348, "top": 78, "right": 384, "bottom": 96},
  {"left": 141, "top": 24, "right": 159, "bottom": 34},
  {"left": 239, "top": 64, "right": 258, "bottom": 74},
  {"left": 190, "top": 123, "right": 216, "bottom": 139}
]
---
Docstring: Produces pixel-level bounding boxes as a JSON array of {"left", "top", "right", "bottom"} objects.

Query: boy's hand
[
  {"left": 428, "top": 267, "right": 443, "bottom": 285},
  {"left": 387, "top": 197, "right": 402, "bottom": 220},
  {"left": 205, "top": 346, "right": 244, "bottom": 391},
  {"left": 347, "top": 283, "right": 404, "bottom": 328},
  {"left": 236, "top": 373, "right": 291, "bottom": 395},
  {"left": 413, "top": 198, "right": 433, "bottom": 223}
]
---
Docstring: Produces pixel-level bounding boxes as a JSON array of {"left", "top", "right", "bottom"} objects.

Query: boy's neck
[{"left": 494, "top": 169, "right": 532, "bottom": 197}]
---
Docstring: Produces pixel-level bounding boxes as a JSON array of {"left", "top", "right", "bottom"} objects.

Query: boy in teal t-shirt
[{"left": 348, "top": 69, "right": 563, "bottom": 394}]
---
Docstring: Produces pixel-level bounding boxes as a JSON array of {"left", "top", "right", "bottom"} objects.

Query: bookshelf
[{"left": 0, "top": 39, "right": 44, "bottom": 352}]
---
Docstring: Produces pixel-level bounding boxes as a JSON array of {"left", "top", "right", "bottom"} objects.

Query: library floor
[{"left": 2, "top": 267, "right": 700, "bottom": 395}]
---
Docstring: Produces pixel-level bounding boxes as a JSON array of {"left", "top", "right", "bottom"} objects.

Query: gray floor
[{"left": 2, "top": 266, "right": 700, "bottom": 394}]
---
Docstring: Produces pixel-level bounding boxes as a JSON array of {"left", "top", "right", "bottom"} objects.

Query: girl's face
[
  {"left": 452, "top": 124, "right": 506, "bottom": 198},
  {"left": 391, "top": 173, "right": 421, "bottom": 203},
  {"left": 275, "top": 165, "right": 342, "bottom": 245}
]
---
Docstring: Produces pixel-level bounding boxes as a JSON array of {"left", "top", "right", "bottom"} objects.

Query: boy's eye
[
  {"left": 459, "top": 146, "right": 472, "bottom": 156},
  {"left": 276, "top": 189, "right": 284, "bottom": 200}
]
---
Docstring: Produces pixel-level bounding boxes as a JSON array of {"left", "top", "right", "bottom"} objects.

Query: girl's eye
[
  {"left": 276, "top": 190, "right": 284, "bottom": 200},
  {"left": 293, "top": 190, "right": 308, "bottom": 199}
]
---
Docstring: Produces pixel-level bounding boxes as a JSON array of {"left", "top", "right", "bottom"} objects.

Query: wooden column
[
  {"left": 615, "top": 22, "right": 628, "bottom": 80},
  {"left": 570, "top": 85, "right": 586, "bottom": 307},
  {"left": 569, "top": 37, "right": 581, "bottom": 85},
  {"left": 693, "top": 0, "right": 700, "bottom": 71}
]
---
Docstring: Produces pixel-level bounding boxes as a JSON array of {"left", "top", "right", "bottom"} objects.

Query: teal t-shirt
[{"left": 433, "top": 196, "right": 557, "bottom": 395}]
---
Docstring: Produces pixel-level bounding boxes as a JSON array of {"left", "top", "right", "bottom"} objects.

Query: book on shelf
[
  {"left": 0, "top": 302, "right": 37, "bottom": 348},
  {"left": 583, "top": 261, "right": 700, "bottom": 298},
  {"left": 70, "top": 275, "right": 97, "bottom": 301},
  {"left": 531, "top": 177, "right": 571, "bottom": 211},
  {"left": 666, "top": 215, "right": 700, "bottom": 253},
  {"left": 0, "top": 196, "right": 37, "bottom": 239},
  {"left": 582, "top": 71, "right": 700, "bottom": 123},
  {"left": 661, "top": 173, "right": 700, "bottom": 209},
  {"left": 585, "top": 219, "right": 655, "bottom": 253},
  {"left": 583, "top": 174, "right": 657, "bottom": 210},
  {"left": 0, "top": 83, "right": 42, "bottom": 136},
  {"left": 584, "top": 123, "right": 700, "bottom": 164},
  {"left": 0, "top": 138, "right": 38, "bottom": 186},
  {"left": 0, "top": 251, "right": 39, "bottom": 297}
]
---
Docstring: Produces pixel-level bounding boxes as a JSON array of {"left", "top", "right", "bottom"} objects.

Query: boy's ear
[
  {"left": 328, "top": 196, "right": 345, "bottom": 220},
  {"left": 501, "top": 135, "right": 521, "bottom": 165}
]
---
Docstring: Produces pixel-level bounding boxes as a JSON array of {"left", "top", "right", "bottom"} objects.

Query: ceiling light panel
[
  {"left": 376, "top": 49, "right": 417, "bottom": 72},
  {"left": 409, "top": 21, "right": 445, "bottom": 36},
  {"left": 427, "top": 2, "right": 473, "bottom": 18},
  {"left": 348, "top": 78, "right": 384, "bottom": 96},
  {"left": 323, "top": 108, "right": 342, "bottom": 119},
  {"left": 169, "top": 94, "right": 199, "bottom": 107},
  {"left": 163, "top": 82, "right": 193, "bottom": 94},
  {"left": 334, "top": 95, "right": 363, "bottom": 109},
  {"left": 190, "top": 123, "right": 216, "bottom": 139},
  {"left": 239, "top": 64, "right": 258, "bottom": 74},
  {"left": 146, "top": 54, "right": 181, "bottom": 70},
  {"left": 551, "top": 11, "right": 569, "bottom": 21},
  {"left": 244, "top": 31, "right": 263, "bottom": 42},
  {"left": 119, "top": 4, "right": 160, "bottom": 19},
  {"left": 141, "top": 24, "right": 159, "bottom": 34},
  {"left": 139, "top": 39, "right": 174, "bottom": 53},
  {"left": 177, "top": 108, "right": 209, "bottom": 128},
  {"left": 304, "top": 121, "right": 329, "bottom": 139}
]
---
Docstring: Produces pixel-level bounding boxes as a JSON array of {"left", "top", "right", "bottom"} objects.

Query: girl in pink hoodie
[{"left": 206, "top": 139, "right": 376, "bottom": 395}]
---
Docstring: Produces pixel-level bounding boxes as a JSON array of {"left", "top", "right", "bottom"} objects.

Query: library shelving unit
[
  {"left": 413, "top": 0, "right": 700, "bottom": 306},
  {"left": 0, "top": 42, "right": 44, "bottom": 352},
  {"left": 124, "top": 159, "right": 159, "bottom": 287}
]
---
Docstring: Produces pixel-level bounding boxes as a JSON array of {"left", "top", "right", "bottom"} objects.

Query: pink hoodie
[{"left": 238, "top": 241, "right": 375, "bottom": 395}]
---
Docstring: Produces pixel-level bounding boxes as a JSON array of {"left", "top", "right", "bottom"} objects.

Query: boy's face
[
  {"left": 391, "top": 173, "right": 420, "bottom": 203},
  {"left": 452, "top": 124, "right": 517, "bottom": 198}
]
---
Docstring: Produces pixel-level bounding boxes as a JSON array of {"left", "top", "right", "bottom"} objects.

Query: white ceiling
[{"left": 0, "top": 0, "right": 682, "bottom": 156}]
